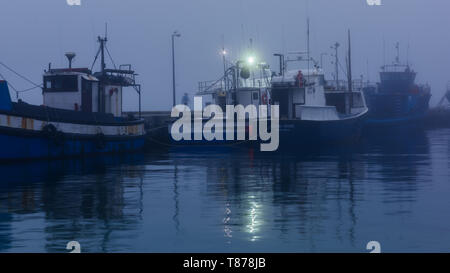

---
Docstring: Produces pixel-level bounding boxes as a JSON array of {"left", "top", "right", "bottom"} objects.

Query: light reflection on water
[{"left": 0, "top": 129, "right": 449, "bottom": 252}]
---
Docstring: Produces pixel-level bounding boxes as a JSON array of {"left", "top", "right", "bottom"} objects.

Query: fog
[{"left": 0, "top": 0, "right": 449, "bottom": 111}]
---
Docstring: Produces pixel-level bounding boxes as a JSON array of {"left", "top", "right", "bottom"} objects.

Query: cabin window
[
  {"left": 293, "top": 88, "right": 305, "bottom": 104},
  {"left": 43, "top": 75, "right": 78, "bottom": 92},
  {"left": 45, "top": 80, "right": 52, "bottom": 89}
]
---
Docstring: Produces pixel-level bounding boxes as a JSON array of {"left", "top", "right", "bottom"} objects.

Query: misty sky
[{"left": 0, "top": 0, "right": 449, "bottom": 110}]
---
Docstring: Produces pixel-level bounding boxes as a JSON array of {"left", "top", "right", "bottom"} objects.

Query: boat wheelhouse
[
  {"left": 43, "top": 68, "right": 100, "bottom": 113},
  {"left": 43, "top": 65, "right": 139, "bottom": 117},
  {"left": 270, "top": 66, "right": 369, "bottom": 145},
  {"left": 271, "top": 68, "right": 367, "bottom": 119},
  {"left": 197, "top": 60, "right": 272, "bottom": 111}
]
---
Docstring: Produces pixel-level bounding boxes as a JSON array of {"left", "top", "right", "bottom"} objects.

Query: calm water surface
[{"left": 1, "top": 129, "right": 450, "bottom": 253}]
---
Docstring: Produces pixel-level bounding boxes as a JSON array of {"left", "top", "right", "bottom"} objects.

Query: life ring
[
  {"left": 42, "top": 124, "right": 57, "bottom": 137},
  {"left": 261, "top": 93, "right": 268, "bottom": 105},
  {"left": 42, "top": 124, "right": 64, "bottom": 146}
]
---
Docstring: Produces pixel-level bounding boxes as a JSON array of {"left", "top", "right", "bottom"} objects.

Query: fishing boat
[
  {"left": 171, "top": 55, "right": 368, "bottom": 150},
  {"left": 170, "top": 29, "right": 367, "bottom": 150},
  {"left": 0, "top": 36, "right": 145, "bottom": 160},
  {"left": 362, "top": 45, "right": 431, "bottom": 131},
  {"left": 269, "top": 29, "right": 368, "bottom": 147},
  {"left": 169, "top": 56, "right": 273, "bottom": 149}
]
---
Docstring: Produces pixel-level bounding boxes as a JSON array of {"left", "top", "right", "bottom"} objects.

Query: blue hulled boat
[
  {"left": 0, "top": 37, "right": 145, "bottom": 161},
  {"left": 362, "top": 60, "right": 431, "bottom": 131}
]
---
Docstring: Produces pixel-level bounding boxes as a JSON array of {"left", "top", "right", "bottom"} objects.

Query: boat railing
[
  {"left": 239, "top": 78, "right": 271, "bottom": 89},
  {"left": 198, "top": 79, "right": 228, "bottom": 95},
  {"left": 198, "top": 77, "right": 270, "bottom": 95},
  {"left": 381, "top": 63, "right": 412, "bottom": 73}
]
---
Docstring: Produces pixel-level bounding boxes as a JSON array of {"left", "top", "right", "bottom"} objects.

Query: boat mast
[
  {"left": 96, "top": 24, "right": 108, "bottom": 113},
  {"left": 347, "top": 30, "right": 352, "bottom": 93},
  {"left": 306, "top": 0, "right": 310, "bottom": 85},
  {"left": 99, "top": 23, "right": 108, "bottom": 75},
  {"left": 347, "top": 29, "right": 353, "bottom": 114},
  {"left": 382, "top": 37, "right": 386, "bottom": 71},
  {"left": 307, "top": 17, "right": 310, "bottom": 85},
  {"left": 407, "top": 42, "right": 410, "bottom": 68},
  {"left": 332, "top": 42, "right": 340, "bottom": 89},
  {"left": 98, "top": 36, "right": 107, "bottom": 76},
  {"left": 395, "top": 42, "right": 400, "bottom": 65}
]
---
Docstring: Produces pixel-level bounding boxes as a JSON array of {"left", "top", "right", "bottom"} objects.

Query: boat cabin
[
  {"left": 272, "top": 69, "right": 326, "bottom": 119},
  {"left": 43, "top": 68, "right": 103, "bottom": 113},
  {"left": 43, "top": 60, "right": 138, "bottom": 118},
  {"left": 197, "top": 63, "right": 272, "bottom": 115},
  {"left": 271, "top": 68, "right": 367, "bottom": 120},
  {"left": 378, "top": 64, "right": 417, "bottom": 94}
]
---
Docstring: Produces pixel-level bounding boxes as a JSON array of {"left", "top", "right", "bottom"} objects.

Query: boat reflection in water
[
  {"left": 166, "top": 130, "right": 436, "bottom": 252},
  {"left": 2, "top": 128, "right": 450, "bottom": 252},
  {"left": 0, "top": 152, "right": 150, "bottom": 252}
]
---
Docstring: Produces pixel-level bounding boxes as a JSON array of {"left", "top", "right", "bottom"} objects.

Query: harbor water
[{"left": 0, "top": 128, "right": 450, "bottom": 253}]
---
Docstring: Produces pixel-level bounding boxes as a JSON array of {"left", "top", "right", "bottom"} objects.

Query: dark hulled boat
[
  {"left": 362, "top": 63, "right": 431, "bottom": 131},
  {"left": 270, "top": 68, "right": 369, "bottom": 147}
]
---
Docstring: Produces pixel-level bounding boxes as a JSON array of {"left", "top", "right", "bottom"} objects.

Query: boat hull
[
  {"left": 167, "top": 111, "right": 368, "bottom": 150},
  {"left": 275, "top": 116, "right": 365, "bottom": 149},
  {"left": 0, "top": 99, "right": 146, "bottom": 160},
  {"left": 363, "top": 113, "right": 427, "bottom": 131},
  {"left": 362, "top": 79, "right": 431, "bottom": 133},
  {"left": 0, "top": 126, "right": 146, "bottom": 161}
]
